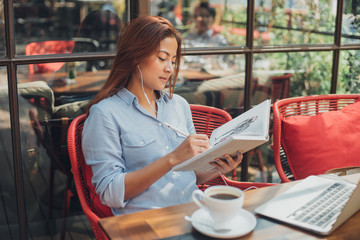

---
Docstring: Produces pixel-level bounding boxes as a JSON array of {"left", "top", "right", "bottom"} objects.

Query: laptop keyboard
[{"left": 287, "top": 182, "right": 355, "bottom": 228}]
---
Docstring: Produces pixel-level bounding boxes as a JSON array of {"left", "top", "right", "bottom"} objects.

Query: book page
[
  {"left": 210, "top": 99, "right": 271, "bottom": 146},
  {"left": 173, "top": 99, "right": 271, "bottom": 172}
]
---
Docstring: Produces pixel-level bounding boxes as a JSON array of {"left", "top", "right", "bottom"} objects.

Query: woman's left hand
[{"left": 210, "top": 151, "right": 243, "bottom": 174}]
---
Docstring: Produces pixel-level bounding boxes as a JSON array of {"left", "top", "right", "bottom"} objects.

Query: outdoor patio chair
[
  {"left": 67, "top": 114, "right": 112, "bottom": 240},
  {"left": 25, "top": 40, "right": 75, "bottom": 74},
  {"left": 22, "top": 81, "right": 74, "bottom": 240},
  {"left": 29, "top": 110, "right": 73, "bottom": 240},
  {"left": 269, "top": 73, "right": 292, "bottom": 103},
  {"left": 272, "top": 94, "right": 360, "bottom": 183}
]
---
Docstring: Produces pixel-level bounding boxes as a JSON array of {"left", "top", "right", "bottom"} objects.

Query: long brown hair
[{"left": 86, "top": 16, "right": 182, "bottom": 115}]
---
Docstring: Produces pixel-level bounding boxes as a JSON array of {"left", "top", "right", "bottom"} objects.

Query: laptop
[{"left": 255, "top": 174, "right": 360, "bottom": 235}]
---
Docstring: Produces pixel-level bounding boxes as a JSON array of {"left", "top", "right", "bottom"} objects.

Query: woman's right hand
[{"left": 169, "top": 134, "right": 210, "bottom": 167}]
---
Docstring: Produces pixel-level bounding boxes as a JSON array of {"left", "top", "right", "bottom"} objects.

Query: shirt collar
[{"left": 117, "top": 88, "right": 170, "bottom": 105}]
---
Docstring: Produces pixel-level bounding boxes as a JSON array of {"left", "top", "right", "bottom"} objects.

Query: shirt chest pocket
[
  {"left": 122, "top": 134, "right": 156, "bottom": 148},
  {"left": 121, "top": 133, "right": 158, "bottom": 169}
]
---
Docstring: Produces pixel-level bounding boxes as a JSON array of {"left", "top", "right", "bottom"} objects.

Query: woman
[{"left": 82, "top": 16, "right": 242, "bottom": 215}]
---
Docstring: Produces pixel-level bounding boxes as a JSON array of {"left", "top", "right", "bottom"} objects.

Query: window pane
[
  {"left": 19, "top": 41, "right": 115, "bottom": 75},
  {"left": 0, "top": 66, "right": 19, "bottom": 239},
  {"left": 338, "top": 50, "right": 360, "bottom": 93},
  {"left": 254, "top": 51, "right": 333, "bottom": 98},
  {"left": 152, "top": 0, "right": 247, "bottom": 48},
  {"left": 175, "top": 54, "right": 245, "bottom": 117},
  {"left": 0, "top": 1, "right": 4, "bottom": 56},
  {"left": 14, "top": 1, "right": 126, "bottom": 56},
  {"left": 17, "top": 65, "right": 59, "bottom": 237},
  {"left": 17, "top": 61, "right": 107, "bottom": 106},
  {"left": 17, "top": 62, "right": 101, "bottom": 237},
  {"left": 342, "top": 0, "right": 360, "bottom": 44},
  {"left": 254, "top": 0, "right": 336, "bottom": 46}
]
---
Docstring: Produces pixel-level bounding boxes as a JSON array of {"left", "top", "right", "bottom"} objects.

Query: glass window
[
  {"left": 254, "top": 51, "right": 333, "bottom": 98},
  {"left": 153, "top": 0, "right": 340, "bottom": 48},
  {"left": 152, "top": 0, "right": 247, "bottom": 48},
  {"left": 176, "top": 54, "right": 246, "bottom": 117},
  {"left": 0, "top": 66, "right": 19, "bottom": 239},
  {"left": 338, "top": 50, "right": 360, "bottom": 93},
  {"left": 14, "top": 0, "right": 126, "bottom": 56},
  {"left": 342, "top": 0, "right": 360, "bottom": 44},
  {"left": 254, "top": 0, "right": 336, "bottom": 46},
  {"left": 17, "top": 61, "right": 107, "bottom": 106},
  {"left": 17, "top": 61, "right": 100, "bottom": 237},
  {"left": 0, "top": 1, "right": 5, "bottom": 56},
  {"left": 17, "top": 66, "right": 60, "bottom": 237}
]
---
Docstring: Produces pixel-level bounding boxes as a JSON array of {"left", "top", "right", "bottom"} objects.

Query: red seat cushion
[{"left": 281, "top": 99, "right": 360, "bottom": 180}]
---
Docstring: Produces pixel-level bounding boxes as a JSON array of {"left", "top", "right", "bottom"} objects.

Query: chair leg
[
  {"left": 60, "top": 175, "right": 73, "bottom": 240},
  {"left": 256, "top": 149, "right": 264, "bottom": 171}
]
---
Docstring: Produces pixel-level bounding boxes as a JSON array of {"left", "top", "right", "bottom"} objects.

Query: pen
[{"left": 164, "top": 122, "right": 189, "bottom": 137}]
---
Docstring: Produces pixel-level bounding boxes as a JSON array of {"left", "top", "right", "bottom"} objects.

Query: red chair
[
  {"left": 190, "top": 104, "right": 232, "bottom": 138},
  {"left": 190, "top": 104, "right": 276, "bottom": 189},
  {"left": 25, "top": 40, "right": 75, "bottom": 74},
  {"left": 67, "top": 114, "right": 112, "bottom": 240},
  {"left": 272, "top": 94, "right": 360, "bottom": 183}
]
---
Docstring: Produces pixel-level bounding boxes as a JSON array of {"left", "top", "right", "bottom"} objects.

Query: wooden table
[
  {"left": 98, "top": 173, "right": 360, "bottom": 240},
  {"left": 180, "top": 70, "right": 217, "bottom": 81},
  {"left": 18, "top": 70, "right": 109, "bottom": 95}
]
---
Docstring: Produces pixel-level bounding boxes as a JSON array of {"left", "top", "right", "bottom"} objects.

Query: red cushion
[
  {"left": 281, "top": 99, "right": 360, "bottom": 180},
  {"left": 81, "top": 156, "right": 113, "bottom": 218}
]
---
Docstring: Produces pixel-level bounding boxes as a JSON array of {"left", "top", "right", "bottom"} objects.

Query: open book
[{"left": 173, "top": 99, "right": 271, "bottom": 172}]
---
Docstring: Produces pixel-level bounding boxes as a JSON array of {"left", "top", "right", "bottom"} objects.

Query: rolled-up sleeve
[{"left": 82, "top": 105, "right": 128, "bottom": 208}]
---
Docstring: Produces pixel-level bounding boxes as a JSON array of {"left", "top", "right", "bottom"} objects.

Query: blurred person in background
[
  {"left": 181, "top": 2, "right": 232, "bottom": 75},
  {"left": 184, "top": 1, "right": 228, "bottom": 48}
]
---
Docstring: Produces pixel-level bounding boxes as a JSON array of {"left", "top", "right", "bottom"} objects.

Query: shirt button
[
  {"left": 158, "top": 123, "right": 162, "bottom": 126},
  {"left": 165, "top": 146, "right": 169, "bottom": 150},
  {"left": 140, "top": 141, "right": 144, "bottom": 145}
]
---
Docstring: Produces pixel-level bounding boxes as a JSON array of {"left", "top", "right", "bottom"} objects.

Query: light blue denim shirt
[{"left": 81, "top": 88, "right": 199, "bottom": 215}]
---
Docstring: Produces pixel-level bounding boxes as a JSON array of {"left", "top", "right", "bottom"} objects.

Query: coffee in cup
[{"left": 192, "top": 185, "right": 244, "bottom": 231}]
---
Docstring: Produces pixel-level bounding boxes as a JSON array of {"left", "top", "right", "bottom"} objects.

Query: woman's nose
[{"left": 165, "top": 63, "right": 174, "bottom": 73}]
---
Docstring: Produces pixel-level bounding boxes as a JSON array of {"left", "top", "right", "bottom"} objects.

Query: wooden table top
[
  {"left": 18, "top": 70, "right": 109, "bottom": 95},
  {"left": 98, "top": 173, "right": 360, "bottom": 240},
  {"left": 180, "top": 70, "right": 217, "bottom": 81}
]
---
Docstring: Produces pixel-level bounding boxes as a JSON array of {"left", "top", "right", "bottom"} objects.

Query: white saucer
[{"left": 190, "top": 208, "right": 257, "bottom": 239}]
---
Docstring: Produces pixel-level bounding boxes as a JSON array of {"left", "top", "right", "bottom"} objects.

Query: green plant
[{"left": 338, "top": 50, "right": 360, "bottom": 93}]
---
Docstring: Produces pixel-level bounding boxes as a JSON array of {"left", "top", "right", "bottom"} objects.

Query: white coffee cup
[{"left": 192, "top": 185, "right": 244, "bottom": 231}]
